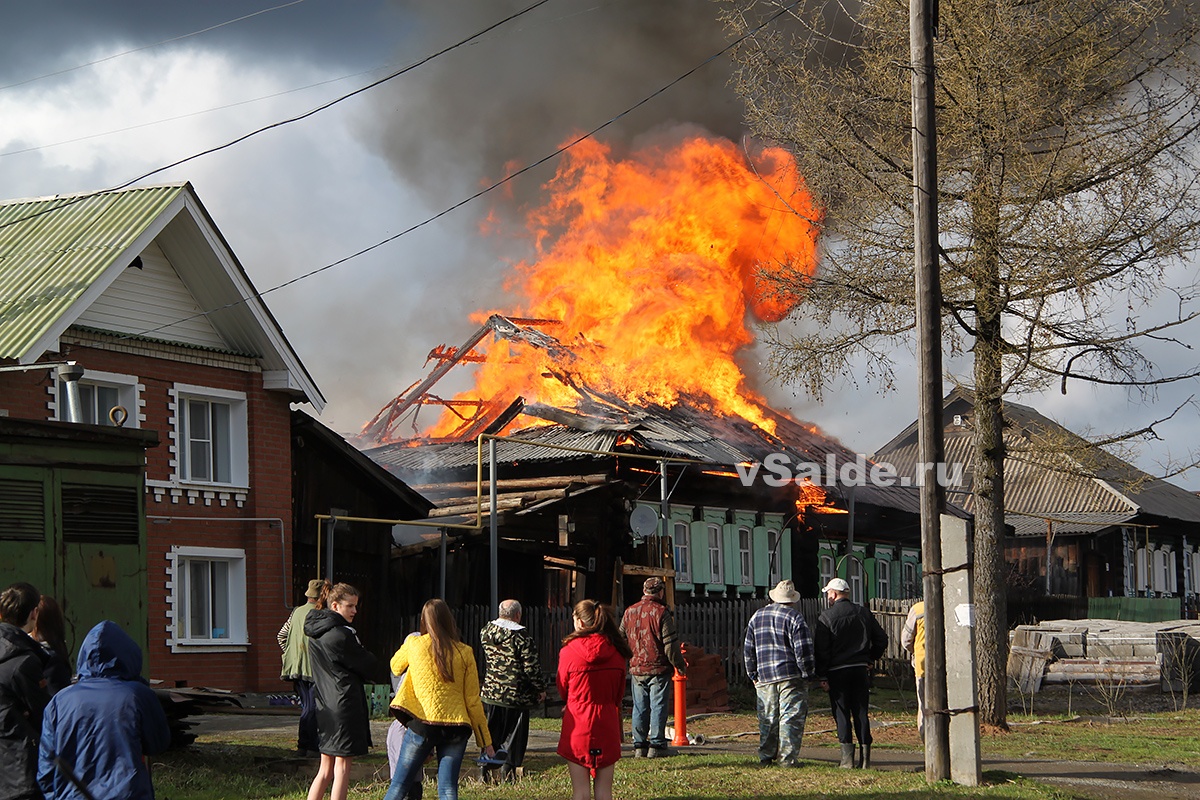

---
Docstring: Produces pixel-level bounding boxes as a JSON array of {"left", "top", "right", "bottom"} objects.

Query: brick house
[{"left": 0, "top": 183, "right": 325, "bottom": 691}]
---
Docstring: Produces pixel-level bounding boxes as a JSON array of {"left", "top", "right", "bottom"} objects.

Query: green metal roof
[{"left": 0, "top": 184, "right": 185, "bottom": 360}]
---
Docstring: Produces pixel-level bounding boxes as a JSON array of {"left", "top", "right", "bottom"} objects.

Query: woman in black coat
[{"left": 303, "top": 582, "right": 383, "bottom": 800}]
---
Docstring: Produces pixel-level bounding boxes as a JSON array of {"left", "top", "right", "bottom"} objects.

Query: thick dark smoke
[
  {"left": 339, "top": 1, "right": 765, "bottom": 430},
  {"left": 363, "top": 0, "right": 747, "bottom": 209}
]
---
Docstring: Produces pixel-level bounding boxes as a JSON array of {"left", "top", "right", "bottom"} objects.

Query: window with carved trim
[
  {"left": 169, "top": 546, "right": 247, "bottom": 647},
  {"left": 672, "top": 520, "right": 691, "bottom": 583}
]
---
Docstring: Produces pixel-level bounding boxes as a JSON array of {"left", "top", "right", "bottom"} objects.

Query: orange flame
[
  {"left": 423, "top": 133, "right": 821, "bottom": 438},
  {"left": 795, "top": 478, "right": 827, "bottom": 511}
]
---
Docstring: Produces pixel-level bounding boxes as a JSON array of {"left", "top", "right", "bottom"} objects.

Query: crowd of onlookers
[
  {"left": 290, "top": 576, "right": 893, "bottom": 800},
  {"left": 1, "top": 575, "right": 898, "bottom": 800},
  {"left": 0, "top": 581, "right": 169, "bottom": 800}
]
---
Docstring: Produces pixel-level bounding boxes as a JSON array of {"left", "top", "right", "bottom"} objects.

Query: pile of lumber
[{"left": 154, "top": 686, "right": 244, "bottom": 748}]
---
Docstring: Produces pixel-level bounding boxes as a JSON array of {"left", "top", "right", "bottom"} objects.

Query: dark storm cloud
[{"left": 0, "top": 0, "right": 398, "bottom": 86}]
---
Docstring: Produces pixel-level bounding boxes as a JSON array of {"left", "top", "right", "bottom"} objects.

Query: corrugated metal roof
[
  {"left": 0, "top": 185, "right": 184, "bottom": 359},
  {"left": 367, "top": 394, "right": 966, "bottom": 519},
  {"left": 0, "top": 183, "right": 324, "bottom": 409},
  {"left": 876, "top": 388, "right": 1200, "bottom": 533}
]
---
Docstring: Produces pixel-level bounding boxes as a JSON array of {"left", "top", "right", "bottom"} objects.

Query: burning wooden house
[
  {"left": 362, "top": 316, "right": 955, "bottom": 616},
  {"left": 356, "top": 136, "right": 967, "bottom": 618}
]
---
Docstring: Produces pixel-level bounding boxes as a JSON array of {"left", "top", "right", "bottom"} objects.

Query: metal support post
[{"left": 489, "top": 437, "right": 499, "bottom": 617}]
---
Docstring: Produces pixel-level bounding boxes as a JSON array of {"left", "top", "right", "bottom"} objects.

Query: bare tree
[{"left": 719, "top": 0, "right": 1200, "bottom": 727}]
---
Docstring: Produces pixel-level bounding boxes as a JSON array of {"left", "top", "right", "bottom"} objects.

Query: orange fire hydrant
[{"left": 671, "top": 668, "right": 688, "bottom": 746}]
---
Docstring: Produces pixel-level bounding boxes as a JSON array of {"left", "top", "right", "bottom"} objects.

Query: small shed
[{"left": 0, "top": 417, "right": 158, "bottom": 664}]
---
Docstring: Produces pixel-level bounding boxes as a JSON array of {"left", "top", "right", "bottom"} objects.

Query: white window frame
[
  {"left": 903, "top": 560, "right": 920, "bottom": 599},
  {"left": 172, "top": 384, "right": 248, "bottom": 487},
  {"left": 1192, "top": 551, "right": 1200, "bottom": 594},
  {"left": 707, "top": 523, "right": 724, "bottom": 584},
  {"left": 738, "top": 526, "right": 753, "bottom": 586},
  {"left": 167, "top": 545, "right": 248, "bottom": 651},
  {"left": 848, "top": 557, "right": 865, "bottom": 603},
  {"left": 55, "top": 370, "right": 140, "bottom": 427},
  {"left": 876, "top": 558, "right": 891, "bottom": 599},
  {"left": 819, "top": 553, "right": 835, "bottom": 589},
  {"left": 672, "top": 520, "right": 691, "bottom": 584},
  {"left": 1152, "top": 548, "right": 1170, "bottom": 594},
  {"left": 767, "top": 528, "right": 783, "bottom": 586}
]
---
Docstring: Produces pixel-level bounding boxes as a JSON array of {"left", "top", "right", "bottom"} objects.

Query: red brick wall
[{"left": 2, "top": 345, "right": 298, "bottom": 693}]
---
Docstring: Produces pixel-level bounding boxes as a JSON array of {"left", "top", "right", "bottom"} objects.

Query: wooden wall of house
[{"left": 291, "top": 427, "right": 425, "bottom": 663}]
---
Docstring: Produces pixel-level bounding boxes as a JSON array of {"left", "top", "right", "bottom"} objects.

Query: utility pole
[{"left": 910, "top": 0, "right": 950, "bottom": 782}]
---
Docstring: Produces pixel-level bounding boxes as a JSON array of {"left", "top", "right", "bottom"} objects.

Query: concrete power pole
[{"left": 909, "top": 0, "right": 950, "bottom": 782}]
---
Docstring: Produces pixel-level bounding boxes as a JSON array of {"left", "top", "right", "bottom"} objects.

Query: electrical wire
[
  {"left": 0, "top": 0, "right": 555, "bottom": 232},
  {"left": 5, "top": 0, "right": 801, "bottom": 347},
  {"left": 0, "top": 0, "right": 308, "bottom": 92},
  {"left": 120, "top": 0, "right": 803, "bottom": 342}
]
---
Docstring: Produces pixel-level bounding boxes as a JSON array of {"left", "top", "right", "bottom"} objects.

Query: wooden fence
[{"left": 398, "top": 598, "right": 917, "bottom": 690}]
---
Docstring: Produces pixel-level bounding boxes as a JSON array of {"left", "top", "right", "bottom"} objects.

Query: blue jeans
[
  {"left": 382, "top": 727, "right": 469, "bottom": 800},
  {"left": 755, "top": 677, "right": 808, "bottom": 766},
  {"left": 630, "top": 672, "right": 671, "bottom": 749}
]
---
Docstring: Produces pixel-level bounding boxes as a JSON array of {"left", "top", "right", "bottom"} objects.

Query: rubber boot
[
  {"left": 838, "top": 743, "right": 855, "bottom": 768},
  {"left": 858, "top": 744, "right": 871, "bottom": 769}
]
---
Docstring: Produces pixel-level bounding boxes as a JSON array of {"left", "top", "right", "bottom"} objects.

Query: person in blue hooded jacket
[{"left": 36, "top": 621, "right": 170, "bottom": 800}]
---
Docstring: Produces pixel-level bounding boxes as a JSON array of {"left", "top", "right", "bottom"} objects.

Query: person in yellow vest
[
  {"left": 901, "top": 601, "right": 926, "bottom": 742},
  {"left": 278, "top": 578, "right": 324, "bottom": 756}
]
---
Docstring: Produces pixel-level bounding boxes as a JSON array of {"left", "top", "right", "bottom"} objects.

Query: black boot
[
  {"left": 838, "top": 743, "right": 855, "bottom": 768},
  {"left": 858, "top": 744, "right": 871, "bottom": 769}
]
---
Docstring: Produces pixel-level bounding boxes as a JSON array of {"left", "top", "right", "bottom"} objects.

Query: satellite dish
[{"left": 629, "top": 506, "right": 659, "bottom": 537}]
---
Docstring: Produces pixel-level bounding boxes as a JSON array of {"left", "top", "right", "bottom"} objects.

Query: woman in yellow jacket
[{"left": 383, "top": 599, "right": 495, "bottom": 800}]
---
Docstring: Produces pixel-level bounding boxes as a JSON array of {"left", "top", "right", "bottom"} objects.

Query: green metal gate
[{"left": 0, "top": 420, "right": 156, "bottom": 670}]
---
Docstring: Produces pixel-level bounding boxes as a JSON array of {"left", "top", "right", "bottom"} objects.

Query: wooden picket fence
[{"left": 397, "top": 597, "right": 917, "bottom": 689}]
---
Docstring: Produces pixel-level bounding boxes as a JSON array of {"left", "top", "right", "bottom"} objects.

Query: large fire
[{"left": 395, "top": 133, "right": 820, "bottom": 441}]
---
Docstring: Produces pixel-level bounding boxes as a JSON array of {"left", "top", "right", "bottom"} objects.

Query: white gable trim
[
  {"left": 175, "top": 192, "right": 324, "bottom": 411},
  {"left": 20, "top": 192, "right": 187, "bottom": 364}
]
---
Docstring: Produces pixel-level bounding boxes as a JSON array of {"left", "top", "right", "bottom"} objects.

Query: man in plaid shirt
[{"left": 743, "top": 579, "right": 815, "bottom": 767}]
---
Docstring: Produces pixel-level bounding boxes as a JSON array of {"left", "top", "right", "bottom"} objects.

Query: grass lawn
[
  {"left": 150, "top": 694, "right": 1200, "bottom": 799},
  {"left": 153, "top": 742, "right": 1069, "bottom": 800}
]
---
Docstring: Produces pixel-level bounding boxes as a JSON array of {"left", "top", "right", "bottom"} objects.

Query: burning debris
[{"left": 359, "top": 134, "right": 821, "bottom": 447}]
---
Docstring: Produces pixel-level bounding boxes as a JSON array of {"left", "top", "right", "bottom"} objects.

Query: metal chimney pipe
[{"left": 56, "top": 362, "right": 85, "bottom": 422}]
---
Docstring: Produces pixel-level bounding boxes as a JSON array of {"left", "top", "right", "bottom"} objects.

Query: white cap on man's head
[{"left": 822, "top": 578, "right": 851, "bottom": 594}]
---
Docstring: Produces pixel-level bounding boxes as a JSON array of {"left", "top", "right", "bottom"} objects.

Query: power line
[
  {"left": 123, "top": 0, "right": 803, "bottom": 340},
  {"left": 0, "top": 0, "right": 555, "bottom": 232},
  {"left": 0, "top": 0, "right": 308, "bottom": 92},
  {"left": 0, "top": 66, "right": 387, "bottom": 159}
]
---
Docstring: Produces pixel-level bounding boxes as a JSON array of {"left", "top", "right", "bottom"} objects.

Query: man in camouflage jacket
[{"left": 479, "top": 599, "right": 546, "bottom": 781}]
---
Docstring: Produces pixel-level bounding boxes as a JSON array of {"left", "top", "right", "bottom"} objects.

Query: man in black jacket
[
  {"left": 815, "top": 578, "right": 887, "bottom": 770},
  {"left": 0, "top": 582, "right": 49, "bottom": 800}
]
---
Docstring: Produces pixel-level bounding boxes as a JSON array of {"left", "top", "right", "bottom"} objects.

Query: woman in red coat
[{"left": 557, "top": 599, "right": 631, "bottom": 800}]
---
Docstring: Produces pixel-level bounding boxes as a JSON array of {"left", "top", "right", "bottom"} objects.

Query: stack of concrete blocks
[
  {"left": 1009, "top": 619, "right": 1200, "bottom": 691},
  {"left": 680, "top": 642, "right": 730, "bottom": 713}
]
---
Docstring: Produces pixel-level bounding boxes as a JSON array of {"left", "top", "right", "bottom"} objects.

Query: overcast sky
[{"left": 3, "top": 0, "right": 1198, "bottom": 490}]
